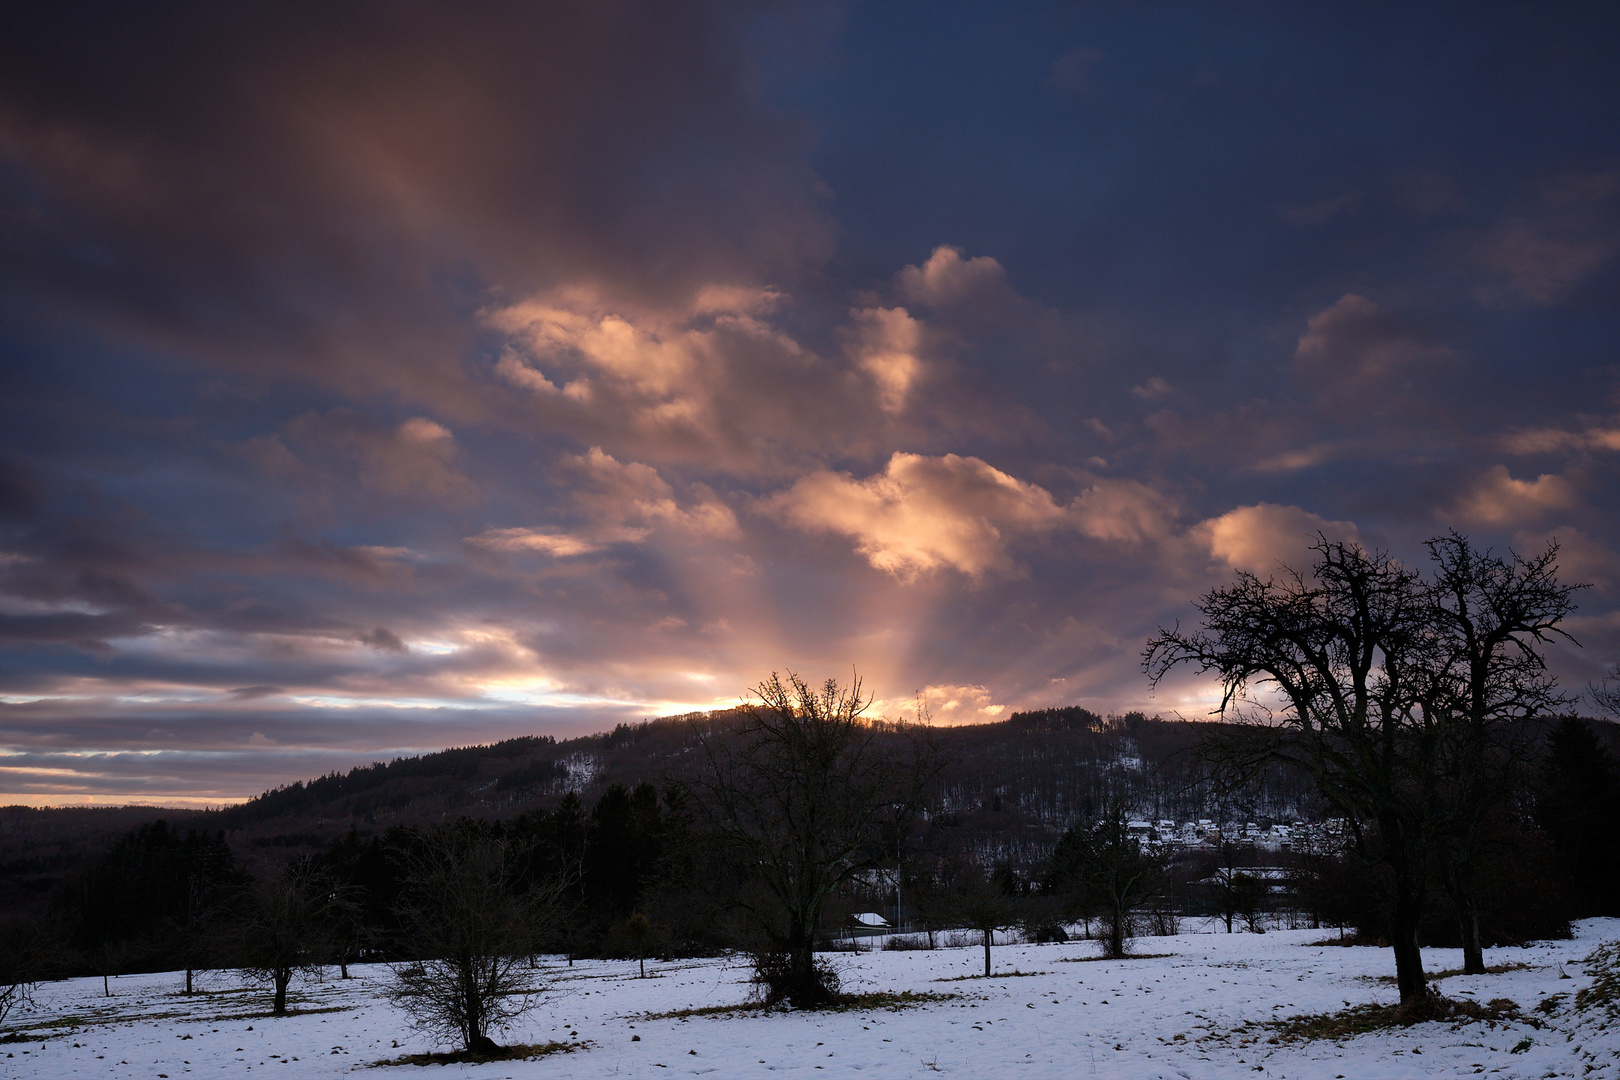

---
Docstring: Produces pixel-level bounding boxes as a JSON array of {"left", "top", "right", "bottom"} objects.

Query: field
[{"left": 5, "top": 919, "right": 1617, "bottom": 1079}]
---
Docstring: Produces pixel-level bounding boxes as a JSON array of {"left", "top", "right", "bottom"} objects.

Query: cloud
[
  {"left": 467, "top": 447, "right": 737, "bottom": 559},
  {"left": 355, "top": 626, "right": 407, "bottom": 652},
  {"left": 1448, "top": 466, "right": 1579, "bottom": 527},
  {"left": 1294, "top": 294, "right": 1453, "bottom": 387},
  {"left": 566, "top": 447, "right": 740, "bottom": 540},
  {"left": 765, "top": 452, "right": 1067, "bottom": 580},
  {"left": 896, "top": 246, "right": 1016, "bottom": 311},
  {"left": 0, "top": 3, "right": 833, "bottom": 411},
  {"left": 1131, "top": 376, "right": 1172, "bottom": 400},
  {"left": 1072, "top": 480, "right": 1180, "bottom": 545},
  {"left": 845, "top": 306, "right": 923, "bottom": 413},
  {"left": 268, "top": 410, "right": 476, "bottom": 504},
  {"left": 1200, "top": 503, "right": 1362, "bottom": 576},
  {"left": 488, "top": 283, "right": 878, "bottom": 468},
  {"left": 1470, "top": 170, "right": 1620, "bottom": 306},
  {"left": 874, "top": 683, "right": 1006, "bottom": 725},
  {"left": 466, "top": 528, "right": 607, "bottom": 557},
  {"left": 1502, "top": 426, "right": 1620, "bottom": 455}
]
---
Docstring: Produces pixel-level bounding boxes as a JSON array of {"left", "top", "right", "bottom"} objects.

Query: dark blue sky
[{"left": 2, "top": 1, "right": 1618, "bottom": 805}]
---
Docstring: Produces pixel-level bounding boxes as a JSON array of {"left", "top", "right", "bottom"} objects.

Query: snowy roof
[{"left": 851, "top": 912, "right": 889, "bottom": 927}]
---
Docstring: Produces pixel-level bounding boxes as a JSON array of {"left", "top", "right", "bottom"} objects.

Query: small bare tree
[
  {"left": 388, "top": 825, "right": 564, "bottom": 1056},
  {"left": 236, "top": 858, "right": 337, "bottom": 1015},
  {"left": 1048, "top": 811, "right": 1164, "bottom": 959},
  {"left": 0, "top": 916, "right": 51, "bottom": 1025},
  {"left": 952, "top": 868, "right": 1018, "bottom": 977},
  {"left": 688, "top": 671, "right": 942, "bottom": 1007}
]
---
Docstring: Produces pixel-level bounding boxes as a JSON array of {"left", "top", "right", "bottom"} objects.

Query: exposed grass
[
  {"left": 1368, "top": 962, "right": 1532, "bottom": 984},
  {"left": 825, "top": 990, "right": 958, "bottom": 1011},
  {"left": 1574, "top": 941, "right": 1620, "bottom": 1018},
  {"left": 1367, "top": 965, "right": 1529, "bottom": 990},
  {"left": 370, "top": 1040, "right": 582, "bottom": 1067},
  {"left": 1262, "top": 994, "right": 1533, "bottom": 1043},
  {"left": 1057, "top": 953, "right": 1175, "bottom": 963},
  {"left": 639, "top": 1002, "right": 765, "bottom": 1020},
  {"left": 934, "top": 971, "right": 1048, "bottom": 982},
  {"left": 640, "top": 989, "right": 957, "bottom": 1020}
]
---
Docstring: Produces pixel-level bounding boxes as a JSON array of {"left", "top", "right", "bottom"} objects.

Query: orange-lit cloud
[
  {"left": 1199, "top": 503, "right": 1362, "bottom": 576},
  {"left": 765, "top": 452, "right": 1067, "bottom": 580},
  {"left": 1448, "top": 466, "right": 1579, "bottom": 526},
  {"left": 845, "top": 306, "right": 924, "bottom": 413}
]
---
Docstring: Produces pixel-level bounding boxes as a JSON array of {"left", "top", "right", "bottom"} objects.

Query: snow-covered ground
[{"left": 5, "top": 918, "right": 1617, "bottom": 1079}]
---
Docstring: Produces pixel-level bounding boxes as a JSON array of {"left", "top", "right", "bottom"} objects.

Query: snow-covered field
[{"left": 5, "top": 919, "right": 1617, "bottom": 1079}]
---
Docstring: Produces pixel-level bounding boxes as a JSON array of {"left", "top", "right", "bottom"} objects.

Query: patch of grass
[
  {"left": 1264, "top": 994, "right": 1532, "bottom": 1043},
  {"left": 230, "top": 1006, "right": 351, "bottom": 1020},
  {"left": 1575, "top": 941, "right": 1620, "bottom": 1018},
  {"left": 370, "top": 1040, "right": 582, "bottom": 1067},
  {"left": 934, "top": 971, "right": 1047, "bottom": 981},
  {"left": 1368, "top": 962, "right": 1532, "bottom": 984},
  {"left": 641, "top": 989, "right": 956, "bottom": 1020},
  {"left": 640, "top": 1002, "right": 766, "bottom": 1020},
  {"left": 824, "top": 991, "right": 957, "bottom": 1011},
  {"left": 1057, "top": 953, "right": 1175, "bottom": 963}
]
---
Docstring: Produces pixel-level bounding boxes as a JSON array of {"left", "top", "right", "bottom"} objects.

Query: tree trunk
[
  {"left": 1384, "top": 820, "right": 1428, "bottom": 1003},
  {"left": 102, "top": 972, "right": 109, "bottom": 998},
  {"left": 983, "top": 930, "right": 992, "bottom": 977},
  {"left": 1442, "top": 868, "right": 1487, "bottom": 975},
  {"left": 1106, "top": 903, "right": 1127, "bottom": 959},
  {"left": 185, "top": 967, "right": 193, "bottom": 995},
  {"left": 639, "top": 956, "right": 645, "bottom": 978},
  {"left": 273, "top": 968, "right": 290, "bottom": 1015},
  {"left": 1456, "top": 896, "right": 1485, "bottom": 975}
]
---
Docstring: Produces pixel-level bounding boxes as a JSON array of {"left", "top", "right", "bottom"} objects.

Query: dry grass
[
  {"left": 1575, "top": 941, "right": 1620, "bottom": 1018},
  {"left": 1264, "top": 994, "right": 1533, "bottom": 1043},
  {"left": 933, "top": 971, "right": 1048, "bottom": 982},
  {"left": 370, "top": 1040, "right": 581, "bottom": 1067},
  {"left": 641, "top": 989, "right": 956, "bottom": 1020},
  {"left": 1368, "top": 961, "right": 1532, "bottom": 984},
  {"left": 1057, "top": 953, "right": 1175, "bottom": 963}
]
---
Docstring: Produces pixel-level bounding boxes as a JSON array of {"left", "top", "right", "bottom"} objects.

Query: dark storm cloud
[{"left": 3, "top": 2, "right": 1620, "bottom": 804}]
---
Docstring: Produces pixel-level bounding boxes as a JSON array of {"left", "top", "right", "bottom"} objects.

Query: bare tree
[
  {"left": 0, "top": 916, "right": 51, "bottom": 1025},
  {"left": 1146, "top": 534, "right": 1582, "bottom": 989},
  {"left": 688, "top": 671, "right": 942, "bottom": 1007},
  {"left": 1048, "top": 810, "right": 1164, "bottom": 959},
  {"left": 236, "top": 858, "right": 338, "bottom": 1016},
  {"left": 1422, "top": 533, "right": 1580, "bottom": 974},
  {"left": 1145, "top": 540, "right": 1437, "bottom": 1001},
  {"left": 950, "top": 866, "right": 1018, "bottom": 977},
  {"left": 387, "top": 825, "right": 564, "bottom": 1056}
]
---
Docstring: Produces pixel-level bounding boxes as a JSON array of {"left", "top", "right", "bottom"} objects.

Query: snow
[{"left": 5, "top": 919, "right": 1617, "bottom": 1078}]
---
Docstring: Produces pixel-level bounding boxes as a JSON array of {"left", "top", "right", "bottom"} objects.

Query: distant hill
[{"left": 13, "top": 707, "right": 1612, "bottom": 919}]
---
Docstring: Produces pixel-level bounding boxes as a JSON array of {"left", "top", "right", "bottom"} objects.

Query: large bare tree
[
  {"left": 1145, "top": 535, "right": 1579, "bottom": 1002},
  {"left": 1421, "top": 533, "right": 1579, "bottom": 974},
  {"left": 1145, "top": 540, "right": 1437, "bottom": 1002},
  {"left": 689, "top": 671, "right": 941, "bottom": 1007}
]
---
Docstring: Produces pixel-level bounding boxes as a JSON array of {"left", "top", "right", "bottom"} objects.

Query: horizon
[{"left": 3, "top": 3, "right": 1620, "bottom": 806}]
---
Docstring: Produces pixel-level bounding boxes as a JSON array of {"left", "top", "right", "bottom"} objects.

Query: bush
[{"left": 749, "top": 949, "right": 840, "bottom": 1008}]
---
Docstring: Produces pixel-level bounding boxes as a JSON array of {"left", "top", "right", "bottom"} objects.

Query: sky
[{"left": 3, "top": 1, "right": 1620, "bottom": 807}]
